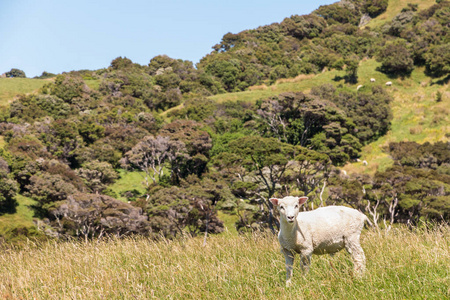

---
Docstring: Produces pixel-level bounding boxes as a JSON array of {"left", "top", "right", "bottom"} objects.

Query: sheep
[
  {"left": 370, "top": 78, "right": 376, "bottom": 82},
  {"left": 363, "top": 160, "right": 368, "bottom": 166},
  {"left": 270, "top": 196, "right": 369, "bottom": 286},
  {"left": 386, "top": 81, "right": 392, "bottom": 86},
  {"left": 357, "top": 84, "right": 363, "bottom": 91}
]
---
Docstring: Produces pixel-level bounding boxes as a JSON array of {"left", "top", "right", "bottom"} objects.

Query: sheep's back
[{"left": 297, "top": 206, "right": 365, "bottom": 253}]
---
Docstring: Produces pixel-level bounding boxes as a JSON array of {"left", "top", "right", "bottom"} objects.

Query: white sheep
[
  {"left": 370, "top": 78, "right": 376, "bottom": 82},
  {"left": 270, "top": 196, "right": 369, "bottom": 286},
  {"left": 386, "top": 81, "right": 392, "bottom": 86},
  {"left": 357, "top": 84, "right": 364, "bottom": 91}
]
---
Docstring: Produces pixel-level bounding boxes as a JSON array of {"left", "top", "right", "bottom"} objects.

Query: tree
[
  {"left": 35, "top": 71, "right": 56, "bottom": 79},
  {"left": 0, "top": 157, "right": 19, "bottom": 214},
  {"left": 50, "top": 193, "right": 151, "bottom": 240},
  {"left": 377, "top": 39, "right": 414, "bottom": 75},
  {"left": 281, "top": 14, "right": 327, "bottom": 39},
  {"left": 313, "top": 3, "right": 360, "bottom": 25},
  {"left": 144, "top": 183, "right": 224, "bottom": 239},
  {"left": 218, "top": 136, "right": 297, "bottom": 232},
  {"left": 363, "top": 0, "right": 389, "bottom": 18},
  {"left": 120, "top": 135, "right": 185, "bottom": 188},
  {"left": 110, "top": 56, "right": 134, "bottom": 70},
  {"left": 48, "top": 75, "right": 88, "bottom": 103},
  {"left": 75, "top": 161, "right": 118, "bottom": 193},
  {"left": 288, "top": 148, "right": 331, "bottom": 207},
  {"left": 5, "top": 68, "right": 26, "bottom": 78},
  {"left": 204, "top": 59, "right": 240, "bottom": 91},
  {"left": 344, "top": 55, "right": 359, "bottom": 84},
  {"left": 425, "top": 44, "right": 450, "bottom": 77},
  {"left": 160, "top": 120, "right": 212, "bottom": 182}
]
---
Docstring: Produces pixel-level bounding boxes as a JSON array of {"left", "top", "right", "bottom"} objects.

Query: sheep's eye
[
  {"left": 295, "top": 205, "right": 299, "bottom": 209},
  {"left": 280, "top": 206, "right": 285, "bottom": 210}
]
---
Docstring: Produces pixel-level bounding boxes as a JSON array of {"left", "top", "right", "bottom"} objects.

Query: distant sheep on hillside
[
  {"left": 370, "top": 78, "right": 376, "bottom": 82},
  {"left": 386, "top": 81, "right": 392, "bottom": 86}
]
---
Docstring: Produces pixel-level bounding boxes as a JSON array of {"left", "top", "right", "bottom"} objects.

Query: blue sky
[{"left": 0, "top": 0, "right": 336, "bottom": 78}]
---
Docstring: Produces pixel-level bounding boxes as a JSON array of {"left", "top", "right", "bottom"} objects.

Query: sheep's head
[{"left": 270, "top": 196, "right": 308, "bottom": 223}]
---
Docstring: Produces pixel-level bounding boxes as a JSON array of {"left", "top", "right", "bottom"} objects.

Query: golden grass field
[{"left": 0, "top": 225, "right": 448, "bottom": 299}]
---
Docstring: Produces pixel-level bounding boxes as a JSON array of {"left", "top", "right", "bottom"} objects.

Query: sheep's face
[{"left": 270, "top": 196, "right": 308, "bottom": 223}]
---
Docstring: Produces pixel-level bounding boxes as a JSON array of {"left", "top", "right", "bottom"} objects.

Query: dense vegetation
[{"left": 0, "top": 0, "right": 448, "bottom": 242}]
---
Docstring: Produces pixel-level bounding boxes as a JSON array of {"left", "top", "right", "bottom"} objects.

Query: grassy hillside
[
  {"left": 108, "top": 169, "right": 148, "bottom": 202},
  {"left": 0, "top": 1, "right": 448, "bottom": 298},
  {"left": 0, "top": 195, "right": 39, "bottom": 243},
  {"left": 207, "top": 58, "right": 449, "bottom": 176},
  {"left": 365, "top": 0, "right": 437, "bottom": 29},
  {"left": 343, "top": 62, "right": 449, "bottom": 175},
  {"left": 0, "top": 78, "right": 50, "bottom": 106},
  {"left": 0, "top": 226, "right": 448, "bottom": 299},
  {"left": 3, "top": 59, "right": 446, "bottom": 239}
]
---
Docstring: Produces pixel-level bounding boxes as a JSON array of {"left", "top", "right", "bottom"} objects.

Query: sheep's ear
[
  {"left": 298, "top": 197, "right": 308, "bottom": 205},
  {"left": 269, "top": 198, "right": 279, "bottom": 206}
]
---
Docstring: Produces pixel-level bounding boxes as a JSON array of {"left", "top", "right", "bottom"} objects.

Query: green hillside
[
  {"left": 364, "top": 0, "right": 437, "bottom": 28},
  {"left": 0, "top": 0, "right": 449, "bottom": 298},
  {"left": 0, "top": 0, "right": 448, "bottom": 243},
  {"left": 0, "top": 78, "right": 50, "bottom": 106}
]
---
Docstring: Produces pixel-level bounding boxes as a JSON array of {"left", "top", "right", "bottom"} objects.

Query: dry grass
[
  {"left": 274, "top": 74, "right": 315, "bottom": 85},
  {"left": 0, "top": 225, "right": 448, "bottom": 299},
  {"left": 248, "top": 84, "right": 269, "bottom": 91},
  {"left": 409, "top": 126, "right": 423, "bottom": 135}
]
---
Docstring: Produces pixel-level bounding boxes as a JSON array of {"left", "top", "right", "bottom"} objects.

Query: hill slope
[
  {"left": 0, "top": 78, "right": 50, "bottom": 106},
  {"left": 0, "top": 0, "right": 448, "bottom": 242}
]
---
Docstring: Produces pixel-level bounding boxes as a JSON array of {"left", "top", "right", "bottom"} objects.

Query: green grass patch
[
  {"left": 0, "top": 136, "right": 6, "bottom": 149},
  {"left": 0, "top": 195, "right": 37, "bottom": 228},
  {"left": 0, "top": 195, "right": 39, "bottom": 242},
  {"left": 365, "top": 0, "right": 436, "bottom": 29},
  {"left": 341, "top": 62, "right": 450, "bottom": 175},
  {"left": 217, "top": 211, "right": 239, "bottom": 236},
  {"left": 84, "top": 79, "right": 101, "bottom": 90},
  {"left": 208, "top": 69, "right": 343, "bottom": 104},
  {"left": 108, "top": 169, "right": 148, "bottom": 202},
  {"left": 0, "top": 78, "right": 49, "bottom": 105}
]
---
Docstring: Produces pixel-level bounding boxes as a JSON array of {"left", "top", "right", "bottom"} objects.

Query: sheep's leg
[
  {"left": 300, "top": 251, "right": 312, "bottom": 274},
  {"left": 344, "top": 236, "right": 366, "bottom": 276},
  {"left": 281, "top": 248, "right": 295, "bottom": 286}
]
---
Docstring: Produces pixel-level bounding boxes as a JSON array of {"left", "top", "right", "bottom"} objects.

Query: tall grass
[{"left": 0, "top": 225, "right": 448, "bottom": 299}]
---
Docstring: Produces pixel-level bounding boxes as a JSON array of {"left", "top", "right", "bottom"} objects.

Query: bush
[
  {"left": 145, "top": 185, "right": 224, "bottom": 239},
  {"left": 363, "top": 0, "right": 389, "bottom": 18},
  {"left": 5, "top": 68, "right": 26, "bottom": 78},
  {"left": 0, "top": 159, "right": 19, "bottom": 214},
  {"left": 76, "top": 161, "right": 118, "bottom": 193},
  {"left": 50, "top": 193, "right": 151, "bottom": 239},
  {"left": 377, "top": 39, "right": 414, "bottom": 75},
  {"left": 425, "top": 44, "right": 450, "bottom": 77}
]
